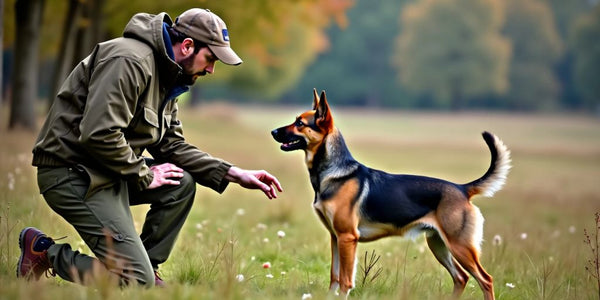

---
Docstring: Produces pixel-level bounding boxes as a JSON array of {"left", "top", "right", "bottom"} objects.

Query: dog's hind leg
[
  {"left": 448, "top": 242, "right": 494, "bottom": 300},
  {"left": 426, "top": 231, "right": 469, "bottom": 299},
  {"left": 442, "top": 206, "right": 494, "bottom": 300},
  {"left": 329, "top": 233, "right": 340, "bottom": 293}
]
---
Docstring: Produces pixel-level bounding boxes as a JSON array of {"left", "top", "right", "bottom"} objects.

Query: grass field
[{"left": 1, "top": 103, "right": 599, "bottom": 300}]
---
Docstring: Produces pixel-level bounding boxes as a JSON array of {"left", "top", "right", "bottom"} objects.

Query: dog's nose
[{"left": 271, "top": 129, "right": 278, "bottom": 138}]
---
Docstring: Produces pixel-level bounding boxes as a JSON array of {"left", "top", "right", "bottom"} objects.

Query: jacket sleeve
[
  {"left": 147, "top": 102, "right": 232, "bottom": 193},
  {"left": 78, "top": 56, "right": 153, "bottom": 191}
]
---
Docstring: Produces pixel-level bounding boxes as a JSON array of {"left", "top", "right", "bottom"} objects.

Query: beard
[{"left": 178, "top": 54, "right": 206, "bottom": 86}]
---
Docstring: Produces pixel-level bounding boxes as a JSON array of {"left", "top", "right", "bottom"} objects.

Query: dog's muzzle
[{"left": 271, "top": 127, "right": 306, "bottom": 151}]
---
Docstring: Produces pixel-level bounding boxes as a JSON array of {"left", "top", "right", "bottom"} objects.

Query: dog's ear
[
  {"left": 316, "top": 90, "right": 333, "bottom": 130},
  {"left": 312, "top": 88, "right": 319, "bottom": 110}
]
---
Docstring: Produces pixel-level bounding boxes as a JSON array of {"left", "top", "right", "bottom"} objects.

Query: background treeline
[{"left": 2, "top": 0, "right": 600, "bottom": 130}]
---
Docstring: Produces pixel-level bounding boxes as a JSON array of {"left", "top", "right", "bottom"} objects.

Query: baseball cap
[{"left": 172, "top": 8, "right": 242, "bottom": 66}]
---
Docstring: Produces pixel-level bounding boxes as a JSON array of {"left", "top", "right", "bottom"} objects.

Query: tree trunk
[
  {"left": 0, "top": 0, "right": 4, "bottom": 105},
  {"left": 73, "top": 0, "right": 104, "bottom": 65},
  {"left": 9, "top": 0, "right": 45, "bottom": 130},
  {"left": 48, "top": 0, "right": 83, "bottom": 110}
]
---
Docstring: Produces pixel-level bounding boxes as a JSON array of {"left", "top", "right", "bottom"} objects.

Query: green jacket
[{"left": 32, "top": 12, "right": 231, "bottom": 196}]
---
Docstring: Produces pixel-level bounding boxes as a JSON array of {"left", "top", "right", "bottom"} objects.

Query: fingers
[
  {"left": 254, "top": 170, "right": 283, "bottom": 199},
  {"left": 166, "top": 171, "right": 184, "bottom": 178},
  {"left": 147, "top": 163, "right": 184, "bottom": 189},
  {"left": 268, "top": 175, "right": 283, "bottom": 192}
]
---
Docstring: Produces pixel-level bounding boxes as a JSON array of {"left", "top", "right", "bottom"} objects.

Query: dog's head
[{"left": 271, "top": 89, "right": 334, "bottom": 152}]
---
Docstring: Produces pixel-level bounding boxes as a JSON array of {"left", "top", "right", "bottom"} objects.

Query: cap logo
[{"left": 222, "top": 29, "right": 230, "bottom": 42}]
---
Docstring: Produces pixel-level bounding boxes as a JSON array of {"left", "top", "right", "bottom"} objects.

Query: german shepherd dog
[{"left": 271, "top": 90, "right": 511, "bottom": 299}]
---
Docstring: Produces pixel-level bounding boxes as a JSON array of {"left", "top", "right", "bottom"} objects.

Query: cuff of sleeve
[
  {"left": 212, "top": 161, "right": 232, "bottom": 194},
  {"left": 137, "top": 166, "right": 154, "bottom": 191}
]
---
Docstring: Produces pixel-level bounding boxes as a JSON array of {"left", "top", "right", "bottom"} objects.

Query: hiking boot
[
  {"left": 17, "top": 227, "right": 55, "bottom": 280},
  {"left": 154, "top": 271, "right": 166, "bottom": 287}
]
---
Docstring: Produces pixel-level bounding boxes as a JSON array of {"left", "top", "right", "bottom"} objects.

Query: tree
[
  {"left": 393, "top": 0, "right": 510, "bottom": 110},
  {"left": 9, "top": 0, "right": 45, "bottom": 130},
  {"left": 289, "top": 0, "right": 414, "bottom": 107},
  {"left": 572, "top": 5, "right": 600, "bottom": 112},
  {"left": 544, "top": 0, "right": 591, "bottom": 110},
  {"left": 49, "top": 0, "right": 84, "bottom": 109},
  {"left": 100, "top": 0, "right": 355, "bottom": 101},
  {"left": 49, "top": 0, "right": 104, "bottom": 109},
  {"left": 193, "top": 0, "right": 355, "bottom": 100},
  {"left": 0, "top": 0, "right": 4, "bottom": 104},
  {"left": 502, "top": 0, "right": 563, "bottom": 111},
  {"left": 2, "top": 0, "right": 354, "bottom": 129}
]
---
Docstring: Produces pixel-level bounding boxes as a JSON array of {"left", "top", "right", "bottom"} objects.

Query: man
[{"left": 17, "top": 8, "right": 283, "bottom": 287}]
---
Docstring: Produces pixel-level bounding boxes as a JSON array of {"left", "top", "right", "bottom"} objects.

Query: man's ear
[{"left": 180, "top": 38, "right": 195, "bottom": 56}]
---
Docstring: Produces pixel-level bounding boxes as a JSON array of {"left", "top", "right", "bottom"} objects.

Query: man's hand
[
  {"left": 147, "top": 163, "right": 184, "bottom": 189},
  {"left": 224, "top": 166, "right": 283, "bottom": 199}
]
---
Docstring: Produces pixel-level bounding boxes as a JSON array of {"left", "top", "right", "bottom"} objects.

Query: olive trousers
[{"left": 36, "top": 164, "right": 195, "bottom": 286}]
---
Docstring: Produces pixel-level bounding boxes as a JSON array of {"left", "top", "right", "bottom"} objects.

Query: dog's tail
[{"left": 464, "top": 131, "right": 511, "bottom": 199}]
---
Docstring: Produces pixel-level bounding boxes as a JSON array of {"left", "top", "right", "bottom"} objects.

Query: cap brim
[{"left": 208, "top": 45, "right": 243, "bottom": 66}]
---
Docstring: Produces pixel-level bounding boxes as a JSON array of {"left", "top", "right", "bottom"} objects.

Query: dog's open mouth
[{"left": 280, "top": 137, "right": 306, "bottom": 151}]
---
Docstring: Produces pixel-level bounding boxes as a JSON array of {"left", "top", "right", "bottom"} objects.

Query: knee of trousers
[
  {"left": 123, "top": 260, "right": 155, "bottom": 288},
  {"left": 177, "top": 170, "right": 196, "bottom": 199}
]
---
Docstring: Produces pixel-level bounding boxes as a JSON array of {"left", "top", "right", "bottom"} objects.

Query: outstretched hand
[{"left": 225, "top": 166, "right": 283, "bottom": 199}]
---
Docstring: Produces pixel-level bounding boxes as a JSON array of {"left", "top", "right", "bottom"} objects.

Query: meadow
[{"left": 0, "top": 104, "right": 599, "bottom": 300}]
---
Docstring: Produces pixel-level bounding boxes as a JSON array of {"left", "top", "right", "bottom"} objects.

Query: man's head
[{"left": 172, "top": 8, "right": 242, "bottom": 66}]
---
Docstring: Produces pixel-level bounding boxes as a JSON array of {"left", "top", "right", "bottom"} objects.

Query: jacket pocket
[
  {"left": 143, "top": 106, "right": 159, "bottom": 128},
  {"left": 37, "top": 167, "right": 69, "bottom": 194},
  {"left": 126, "top": 106, "right": 160, "bottom": 147}
]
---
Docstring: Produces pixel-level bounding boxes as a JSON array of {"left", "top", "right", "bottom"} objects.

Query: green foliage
[
  {"left": 502, "top": 0, "right": 563, "bottom": 111},
  {"left": 571, "top": 6, "right": 600, "bottom": 111},
  {"left": 2, "top": 0, "right": 600, "bottom": 113},
  {"left": 289, "top": 0, "right": 415, "bottom": 107},
  {"left": 394, "top": 0, "right": 510, "bottom": 110},
  {"left": 100, "top": 0, "right": 354, "bottom": 100},
  {"left": 202, "top": 21, "right": 321, "bottom": 100}
]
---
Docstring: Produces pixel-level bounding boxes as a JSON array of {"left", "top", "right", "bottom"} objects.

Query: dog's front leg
[
  {"left": 329, "top": 233, "right": 340, "bottom": 293},
  {"left": 337, "top": 232, "right": 358, "bottom": 297}
]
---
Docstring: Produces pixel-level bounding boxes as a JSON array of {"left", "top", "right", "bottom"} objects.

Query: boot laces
[{"left": 37, "top": 235, "right": 66, "bottom": 278}]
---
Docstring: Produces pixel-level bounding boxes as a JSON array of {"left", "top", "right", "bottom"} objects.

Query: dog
[{"left": 271, "top": 89, "right": 510, "bottom": 300}]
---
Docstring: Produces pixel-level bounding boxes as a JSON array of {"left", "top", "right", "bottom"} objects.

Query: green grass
[{"left": 1, "top": 103, "right": 599, "bottom": 299}]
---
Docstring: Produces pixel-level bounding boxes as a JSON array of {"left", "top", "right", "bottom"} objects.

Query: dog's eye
[{"left": 295, "top": 119, "right": 305, "bottom": 127}]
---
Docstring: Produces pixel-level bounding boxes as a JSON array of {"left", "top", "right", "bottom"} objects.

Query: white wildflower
[
  {"left": 492, "top": 234, "right": 502, "bottom": 246},
  {"left": 257, "top": 223, "right": 267, "bottom": 230},
  {"left": 236, "top": 208, "right": 245, "bottom": 216},
  {"left": 506, "top": 282, "right": 515, "bottom": 289},
  {"left": 569, "top": 226, "right": 576, "bottom": 234},
  {"left": 266, "top": 274, "right": 274, "bottom": 279},
  {"left": 277, "top": 230, "right": 286, "bottom": 238},
  {"left": 236, "top": 274, "right": 244, "bottom": 282},
  {"left": 302, "top": 293, "right": 312, "bottom": 299},
  {"left": 520, "top": 233, "right": 527, "bottom": 240}
]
